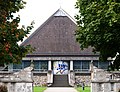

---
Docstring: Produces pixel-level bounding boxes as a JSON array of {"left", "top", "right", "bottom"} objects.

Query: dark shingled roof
[{"left": 21, "top": 9, "right": 98, "bottom": 56}]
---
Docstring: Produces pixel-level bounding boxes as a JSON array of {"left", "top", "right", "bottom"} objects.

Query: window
[
  {"left": 34, "top": 61, "right": 39, "bottom": 70},
  {"left": 34, "top": 60, "right": 48, "bottom": 71},
  {"left": 82, "top": 60, "right": 90, "bottom": 71},
  {"left": 13, "top": 60, "right": 31, "bottom": 71},
  {"left": 93, "top": 60, "right": 110, "bottom": 69},
  {"left": 13, "top": 60, "right": 48, "bottom": 72},
  {"left": 93, "top": 60, "right": 98, "bottom": 68},
  {"left": 23, "top": 60, "right": 31, "bottom": 68},
  {"left": 73, "top": 60, "right": 90, "bottom": 72},
  {"left": 13, "top": 62, "right": 23, "bottom": 71},
  {"left": 41, "top": 61, "right": 48, "bottom": 69},
  {"left": 99, "top": 61, "right": 109, "bottom": 69},
  {"left": 73, "top": 60, "right": 82, "bottom": 70}
]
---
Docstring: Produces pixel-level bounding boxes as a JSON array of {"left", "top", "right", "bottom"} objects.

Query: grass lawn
[
  {"left": 34, "top": 86, "right": 47, "bottom": 92},
  {"left": 76, "top": 86, "right": 90, "bottom": 92}
]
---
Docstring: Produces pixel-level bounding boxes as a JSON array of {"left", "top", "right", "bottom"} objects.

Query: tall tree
[
  {"left": 75, "top": 0, "right": 120, "bottom": 70},
  {"left": 0, "top": 0, "right": 34, "bottom": 64}
]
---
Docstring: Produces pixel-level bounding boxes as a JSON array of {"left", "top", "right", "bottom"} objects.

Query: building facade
[{"left": 8, "top": 9, "right": 110, "bottom": 86}]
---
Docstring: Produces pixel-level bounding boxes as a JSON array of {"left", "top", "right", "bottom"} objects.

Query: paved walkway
[{"left": 44, "top": 87, "right": 77, "bottom": 92}]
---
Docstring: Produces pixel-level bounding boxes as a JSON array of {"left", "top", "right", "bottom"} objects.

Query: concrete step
[{"left": 51, "top": 75, "right": 70, "bottom": 87}]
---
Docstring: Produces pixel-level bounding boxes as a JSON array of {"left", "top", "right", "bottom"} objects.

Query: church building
[{"left": 12, "top": 8, "right": 110, "bottom": 87}]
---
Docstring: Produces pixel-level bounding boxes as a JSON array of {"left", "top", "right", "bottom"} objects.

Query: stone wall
[
  {"left": 32, "top": 73, "right": 91, "bottom": 87},
  {"left": 75, "top": 73, "right": 91, "bottom": 86},
  {"left": 91, "top": 79, "right": 120, "bottom": 92},
  {"left": 0, "top": 83, "right": 33, "bottom": 92},
  {"left": 116, "top": 83, "right": 120, "bottom": 92},
  {"left": 91, "top": 63, "right": 120, "bottom": 92},
  {"left": 33, "top": 73, "right": 47, "bottom": 86},
  {"left": 0, "top": 66, "right": 33, "bottom": 92}
]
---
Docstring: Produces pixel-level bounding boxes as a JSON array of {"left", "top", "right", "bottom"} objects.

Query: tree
[
  {"left": 0, "top": 0, "right": 34, "bottom": 64},
  {"left": 75, "top": 0, "right": 120, "bottom": 70}
]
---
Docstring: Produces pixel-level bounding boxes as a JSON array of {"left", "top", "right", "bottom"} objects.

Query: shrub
[{"left": 0, "top": 85, "right": 7, "bottom": 92}]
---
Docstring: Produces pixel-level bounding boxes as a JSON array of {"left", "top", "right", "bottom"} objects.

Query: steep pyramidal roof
[{"left": 21, "top": 9, "right": 95, "bottom": 56}]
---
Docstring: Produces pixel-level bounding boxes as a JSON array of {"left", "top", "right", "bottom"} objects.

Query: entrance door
[{"left": 53, "top": 61, "right": 68, "bottom": 75}]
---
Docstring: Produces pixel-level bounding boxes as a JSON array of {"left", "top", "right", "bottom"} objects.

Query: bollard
[{"left": 82, "top": 82, "right": 85, "bottom": 91}]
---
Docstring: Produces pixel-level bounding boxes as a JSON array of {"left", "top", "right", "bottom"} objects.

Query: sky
[{"left": 18, "top": 0, "right": 78, "bottom": 33}]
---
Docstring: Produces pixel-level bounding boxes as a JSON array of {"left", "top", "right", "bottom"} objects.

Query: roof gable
[
  {"left": 21, "top": 9, "right": 96, "bottom": 56},
  {"left": 54, "top": 8, "right": 67, "bottom": 16}
]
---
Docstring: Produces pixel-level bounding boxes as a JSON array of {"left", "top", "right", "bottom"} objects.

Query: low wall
[
  {"left": 0, "top": 66, "right": 33, "bottom": 92},
  {"left": 0, "top": 82, "right": 33, "bottom": 92},
  {"left": 75, "top": 73, "right": 91, "bottom": 86},
  {"left": 91, "top": 64, "right": 120, "bottom": 92},
  {"left": 33, "top": 73, "right": 47, "bottom": 86},
  {"left": 33, "top": 73, "right": 91, "bottom": 87}
]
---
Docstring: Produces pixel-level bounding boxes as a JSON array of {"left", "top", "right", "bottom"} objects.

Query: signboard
[{"left": 53, "top": 61, "right": 68, "bottom": 75}]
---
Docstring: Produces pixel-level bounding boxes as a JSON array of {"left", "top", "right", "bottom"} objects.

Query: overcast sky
[{"left": 18, "top": 0, "right": 78, "bottom": 32}]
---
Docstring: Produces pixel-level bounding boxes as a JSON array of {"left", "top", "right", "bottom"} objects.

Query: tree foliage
[
  {"left": 75, "top": 0, "right": 120, "bottom": 70},
  {"left": 0, "top": 0, "right": 34, "bottom": 64}
]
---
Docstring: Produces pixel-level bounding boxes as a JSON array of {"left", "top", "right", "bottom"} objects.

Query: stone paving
[{"left": 44, "top": 87, "right": 78, "bottom": 92}]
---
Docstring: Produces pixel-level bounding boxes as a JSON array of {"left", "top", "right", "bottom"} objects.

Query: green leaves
[
  {"left": 75, "top": 0, "right": 120, "bottom": 69},
  {"left": 0, "top": 0, "right": 34, "bottom": 64}
]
